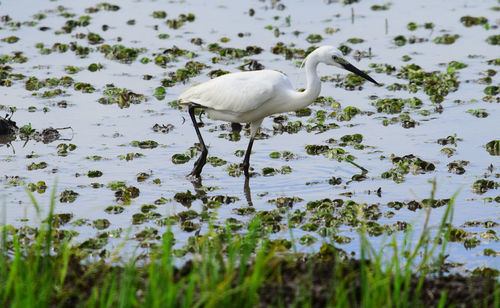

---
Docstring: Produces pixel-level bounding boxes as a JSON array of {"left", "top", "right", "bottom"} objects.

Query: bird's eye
[{"left": 332, "top": 55, "right": 339, "bottom": 61}]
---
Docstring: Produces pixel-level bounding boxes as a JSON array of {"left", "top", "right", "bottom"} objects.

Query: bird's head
[{"left": 314, "top": 46, "right": 380, "bottom": 86}]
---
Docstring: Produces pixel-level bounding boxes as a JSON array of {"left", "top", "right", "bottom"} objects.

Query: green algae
[
  {"left": 372, "top": 97, "right": 422, "bottom": 114},
  {"left": 1, "top": 36, "right": 19, "bottom": 44},
  {"left": 98, "top": 86, "right": 146, "bottom": 108},
  {"left": 74, "top": 82, "right": 95, "bottom": 93},
  {"left": 115, "top": 186, "right": 140, "bottom": 204},
  {"left": 460, "top": 16, "right": 488, "bottom": 27},
  {"left": 472, "top": 179, "right": 499, "bottom": 194},
  {"left": 130, "top": 140, "right": 158, "bottom": 149},
  {"left": 466, "top": 109, "right": 488, "bottom": 118},
  {"left": 161, "top": 61, "right": 208, "bottom": 87},
  {"left": 393, "top": 35, "right": 407, "bottom": 46},
  {"left": 88, "top": 170, "right": 103, "bottom": 178},
  {"left": 381, "top": 154, "right": 435, "bottom": 183},
  {"left": 152, "top": 11, "right": 167, "bottom": 19},
  {"left": 174, "top": 190, "right": 198, "bottom": 207},
  {"left": 97, "top": 44, "right": 145, "bottom": 63},
  {"left": 166, "top": 13, "right": 195, "bottom": 29},
  {"left": 371, "top": 3, "right": 391, "bottom": 10},
  {"left": 485, "top": 140, "right": 500, "bottom": 156},
  {"left": 306, "top": 34, "right": 323, "bottom": 44},
  {"left": 486, "top": 34, "right": 500, "bottom": 45},
  {"left": 60, "top": 190, "right": 79, "bottom": 203},
  {"left": 433, "top": 34, "right": 459, "bottom": 45},
  {"left": 172, "top": 153, "right": 191, "bottom": 164},
  {"left": 27, "top": 161, "right": 48, "bottom": 170}
]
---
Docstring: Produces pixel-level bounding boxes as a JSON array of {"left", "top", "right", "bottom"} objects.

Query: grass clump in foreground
[{"left": 0, "top": 181, "right": 499, "bottom": 307}]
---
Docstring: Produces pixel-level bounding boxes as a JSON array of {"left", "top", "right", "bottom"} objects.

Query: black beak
[{"left": 342, "top": 62, "right": 380, "bottom": 86}]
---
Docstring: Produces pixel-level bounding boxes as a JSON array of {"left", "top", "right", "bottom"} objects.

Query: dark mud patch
[
  {"left": 0, "top": 113, "right": 17, "bottom": 135},
  {"left": 35, "top": 247, "right": 499, "bottom": 307},
  {"left": 259, "top": 253, "right": 498, "bottom": 307},
  {"left": 0, "top": 113, "right": 17, "bottom": 147}
]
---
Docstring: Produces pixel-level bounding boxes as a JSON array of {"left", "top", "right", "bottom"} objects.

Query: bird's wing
[{"left": 179, "top": 71, "right": 287, "bottom": 113}]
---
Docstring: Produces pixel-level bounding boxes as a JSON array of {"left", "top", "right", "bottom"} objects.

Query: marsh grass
[
  {"left": 358, "top": 180, "right": 455, "bottom": 308},
  {"left": 0, "top": 180, "right": 498, "bottom": 307}
]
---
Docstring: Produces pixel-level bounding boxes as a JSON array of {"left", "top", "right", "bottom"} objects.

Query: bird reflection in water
[{"left": 189, "top": 176, "right": 253, "bottom": 207}]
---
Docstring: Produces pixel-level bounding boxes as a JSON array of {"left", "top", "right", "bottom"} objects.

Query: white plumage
[
  {"left": 179, "top": 45, "right": 379, "bottom": 178},
  {"left": 180, "top": 70, "right": 285, "bottom": 116}
]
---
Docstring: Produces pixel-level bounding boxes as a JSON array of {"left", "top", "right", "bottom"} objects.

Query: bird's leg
[
  {"left": 242, "top": 137, "right": 255, "bottom": 178},
  {"left": 188, "top": 105, "right": 208, "bottom": 178},
  {"left": 242, "top": 119, "right": 263, "bottom": 178},
  {"left": 198, "top": 109, "right": 205, "bottom": 125}
]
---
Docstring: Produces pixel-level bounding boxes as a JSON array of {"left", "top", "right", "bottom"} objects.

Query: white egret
[{"left": 179, "top": 45, "right": 380, "bottom": 178}]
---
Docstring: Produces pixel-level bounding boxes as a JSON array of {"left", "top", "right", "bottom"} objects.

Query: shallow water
[{"left": 0, "top": 0, "right": 499, "bottom": 270}]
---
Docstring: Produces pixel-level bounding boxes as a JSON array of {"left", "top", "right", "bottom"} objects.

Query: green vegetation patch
[
  {"left": 393, "top": 35, "right": 407, "bottom": 46},
  {"left": 486, "top": 34, "right": 500, "bottom": 45},
  {"left": 58, "top": 16, "right": 91, "bottom": 34},
  {"left": 208, "top": 43, "right": 263, "bottom": 59},
  {"left": 166, "top": 13, "right": 195, "bottom": 29},
  {"left": 153, "top": 46, "right": 197, "bottom": 67},
  {"left": 87, "top": 32, "right": 104, "bottom": 45},
  {"left": 472, "top": 179, "right": 499, "bottom": 194},
  {"left": 27, "top": 161, "right": 47, "bottom": 170},
  {"left": 130, "top": 140, "right": 158, "bottom": 149},
  {"left": 97, "top": 44, "right": 146, "bottom": 63},
  {"left": 433, "top": 34, "right": 459, "bottom": 44},
  {"left": 381, "top": 154, "right": 435, "bottom": 183},
  {"left": 74, "top": 82, "right": 95, "bottom": 93},
  {"left": 390, "top": 64, "right": 460, "bottom": 103},
  {"left": 60, "top": 190, "right": 79, "bottom": 203},
  {"left": 466, "top": 108, "right": 488, "bottom": 118},
  {"left": 306, "top": 34, "right": 323, "bottom": 44},
  {"left": 174, "top": 190, "right": 198, "bottom": 207},
  {"left": 460, "top": 16, "right": 488, "bottom": 27},
  {"left": 152, "top": 11, "right": 167, "bottom": 19},
  {"left": 172, "top": 154, "right": 191, "bottom": 164},
  {"left": 98, "top": 86, "right": 146, "bottom": 108},
  {"left": 487, "top": 58, "right": 500, "bottom": 65},
  {"left": 161, "top": 61, "right": 208, "bottom": 87},
  {"left": 486, "top": 140, "right": 500, "bottom": 156},
  {"left": 270, "top": 42, "right": 316, "bottom": 60},
  {"left": 97, "top": 2, "right": 120, "bottom": 11},
  {"left": 372, "top": 97, "right": 422, "bottom": 114},
  {"left": 371, "top": 3, "right": 391, "bottom": 10},
  {"left": 1, "top": 36, "right": 19, "bottom": 44}
]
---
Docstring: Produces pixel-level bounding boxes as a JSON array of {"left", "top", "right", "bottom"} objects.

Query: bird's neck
[{"left": 292, "top": 56, "right": 321, "bottom": 110}]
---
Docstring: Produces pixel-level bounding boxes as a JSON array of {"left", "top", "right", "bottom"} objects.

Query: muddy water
[{"left": 0, "top": 0, "right": 499, "bottom": 270}]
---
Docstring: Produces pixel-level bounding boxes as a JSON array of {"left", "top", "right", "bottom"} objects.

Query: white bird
[{"left": 178, "top": 45, "right": 379, "bottom": 178}]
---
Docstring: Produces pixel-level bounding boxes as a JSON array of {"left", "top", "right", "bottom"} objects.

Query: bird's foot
[{"left": 188, "top": 151, "right": 208, "bottom": 178}]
